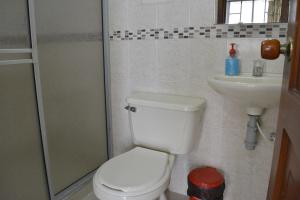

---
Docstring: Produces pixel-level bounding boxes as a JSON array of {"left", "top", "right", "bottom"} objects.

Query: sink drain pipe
[
  {"left": 245, "top": 115, "right": 276, "bottom": 150},
  {"left": 245, "top": 115, "right": 259, "bottom": 150}
]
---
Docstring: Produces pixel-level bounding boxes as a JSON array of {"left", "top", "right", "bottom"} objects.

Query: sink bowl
[{"left": 208, "top": 74, "right": 283, "bottom": 115}]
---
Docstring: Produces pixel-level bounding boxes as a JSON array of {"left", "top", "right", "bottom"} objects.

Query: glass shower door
[
  {"left": 35, "top": 0, "right": 108, "bottom": 196},
  {"left": 0, "top": 0, "right": 49, "bottom": 199}
]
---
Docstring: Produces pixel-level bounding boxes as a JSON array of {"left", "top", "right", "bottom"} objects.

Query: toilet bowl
[
  {"left": 93, "top": 147, "right": 175, "bottom": 200},
  {"left": 93, "top": 92, "right": 205, "bottom": 200}
]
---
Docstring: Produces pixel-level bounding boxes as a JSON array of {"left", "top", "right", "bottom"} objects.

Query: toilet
[{"left": 93, "top": 92, "right": 205, "bottom": 200}]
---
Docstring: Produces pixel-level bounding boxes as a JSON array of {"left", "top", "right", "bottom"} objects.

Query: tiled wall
[{"left": 108, "top": 0, "right": 286, "bottom": 199}]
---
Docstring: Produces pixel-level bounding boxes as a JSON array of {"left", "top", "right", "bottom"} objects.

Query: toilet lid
[{"left": 95, "top": 147, "right": 169, "bottom": 192}]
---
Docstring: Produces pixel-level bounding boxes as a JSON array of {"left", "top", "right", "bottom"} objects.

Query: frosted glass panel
[
  {"left": 0, "top": 64, "right": 49, "bottom": 200},
  {"left": 35, "top": 0, "right": 108, "bottom": 194},
  {"left": 0, "top": 1, "right": 48, "bottom": 199},
  {"left": 0, "top": 0, "right": 30, "bottom": 48}
]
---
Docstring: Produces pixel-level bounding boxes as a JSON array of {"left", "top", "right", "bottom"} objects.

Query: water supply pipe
[{"left": 245, "top": 115, "right": 275, "bottom": 150}]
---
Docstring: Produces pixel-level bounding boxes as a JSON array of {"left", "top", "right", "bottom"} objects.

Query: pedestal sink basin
[{"left": 208, "top": 74, "right": 283, "bottom": 115}]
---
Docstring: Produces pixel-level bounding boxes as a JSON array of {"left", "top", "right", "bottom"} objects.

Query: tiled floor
[
  {"left": 167, "top": 192, "right": 189, "bottom": 200},
  {"left": 66, "top": 181, "right": 97, "bottom": 200},
  {"left": 65, "top": 180, "right": 188, "bottom": 200},
  {"left": 81, "top": 193, "right": 98, "bottom": 200}
]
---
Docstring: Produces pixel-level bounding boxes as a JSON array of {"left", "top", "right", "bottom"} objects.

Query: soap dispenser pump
[{"left": 225, "top": 43, "right": 240, "bottom": 76}]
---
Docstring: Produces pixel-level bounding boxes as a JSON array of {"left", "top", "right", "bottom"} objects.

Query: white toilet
[{"left": 93, "top": 92, "right": 205, "bottom": 200}]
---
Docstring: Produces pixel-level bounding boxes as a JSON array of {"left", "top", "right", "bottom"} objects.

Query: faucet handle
[
  {"left": 261, "top": 39, "right": 281, "bottom": 60},
  {"left": 261, "top": 39, "right": 293, "bottom": 60}
]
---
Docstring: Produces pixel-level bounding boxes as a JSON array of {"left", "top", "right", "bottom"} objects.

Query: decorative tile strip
[{"left": 109, "top": 23, "right": 288, "bottom": 41}]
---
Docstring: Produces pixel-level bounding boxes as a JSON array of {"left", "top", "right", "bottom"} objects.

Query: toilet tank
[{"left": 126, "top": 92, "right": 205, "bottom": 155}]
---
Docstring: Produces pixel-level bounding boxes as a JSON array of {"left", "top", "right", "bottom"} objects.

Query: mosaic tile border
[{"left": 110, "top": 23, "right": 288, "bottom": 41}]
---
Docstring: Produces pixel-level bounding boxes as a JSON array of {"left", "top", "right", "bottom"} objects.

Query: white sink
[{"left": 208, "top": 74, "right": 283, "bottom": 115}]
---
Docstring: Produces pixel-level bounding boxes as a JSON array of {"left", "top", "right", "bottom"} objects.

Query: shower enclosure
[{"left": 0, "top": 0, "right": 110, "bottom": 199}]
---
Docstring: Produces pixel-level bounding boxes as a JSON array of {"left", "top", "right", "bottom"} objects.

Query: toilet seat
[{"left": 93, "top": 147, "right": 175, "bottom": 200}]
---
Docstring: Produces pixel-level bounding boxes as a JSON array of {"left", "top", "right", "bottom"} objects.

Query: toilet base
[{"left": 158, "top": 192, "right": 167, "bottom": 200}]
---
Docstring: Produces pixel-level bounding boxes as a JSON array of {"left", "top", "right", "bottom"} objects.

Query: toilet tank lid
[{"left": 126, "top": 92, "right": 205, "bottom": 112}]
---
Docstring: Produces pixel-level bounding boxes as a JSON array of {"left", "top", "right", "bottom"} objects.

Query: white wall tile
[
  {"left": 142, "top": 0, "right": 172, "bottom": 4},
  {"left": 189, "top": 39, "right": 227, "bottom": 85},
  {"left": 157, "top": 0, "right": 190, "bottom": 29},
  {"left": 109, "top": 0, "right": 128, "bottom": 31},
  {"left": 109, "top": 40, "right": 132, "bottom": 155},
  {"left": 189, "top": 0, "right": 216, "bottom": 26},
  {"left": 157, "top": 39, "right": 190, "bottom": 82},
  {"left": 110, "top": 41, "right": 130, "bottom": 81},
  {"left": 128, "top": 40, "right": 157, "bottom": 84},
  {"left": 108, "top": 0, "right": 284, "bottom": 199},
  {"left": 128, "top": 0, "right": 158, "bottom": 30},
  {"left": 169, "top": 155, "right": 191, "bottom": 194}
]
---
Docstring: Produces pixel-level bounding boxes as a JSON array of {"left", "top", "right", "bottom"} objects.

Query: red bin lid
[{"left": 188, "top": 167, "right": 224, "bottom": 189}]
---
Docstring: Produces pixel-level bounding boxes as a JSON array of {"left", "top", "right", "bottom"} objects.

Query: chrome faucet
[{"left": 252, "top": 60, "right": 265, "bottom": 77}]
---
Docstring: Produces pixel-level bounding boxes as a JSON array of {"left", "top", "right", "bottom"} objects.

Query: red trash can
[{"left": 187, "top": 167, "right": 225, "bottom": 200}]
